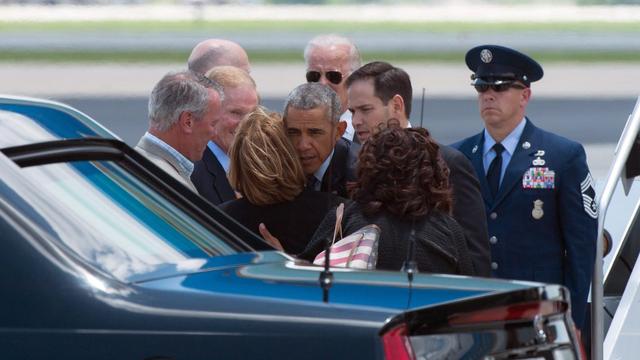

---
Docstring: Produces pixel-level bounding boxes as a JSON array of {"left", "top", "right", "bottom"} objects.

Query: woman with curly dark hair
[{"left": 300, "top": 126, "right": 474, "bottom": 275}]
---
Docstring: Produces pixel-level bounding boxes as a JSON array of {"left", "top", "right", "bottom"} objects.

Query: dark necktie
[
  {"left": 487, "top": 143, "right": 505, "bottom": 198},
  {"left": 307, "top": 175, "right": 319, "bottom": 191}
]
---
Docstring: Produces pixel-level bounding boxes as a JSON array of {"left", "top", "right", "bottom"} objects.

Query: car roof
[{"left": 0, "top": 95, "right": 119, "bottom": 148}]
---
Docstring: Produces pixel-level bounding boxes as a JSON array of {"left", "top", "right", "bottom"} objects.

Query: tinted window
[
  {"left": 0, "top": 103, "right": 113, "bottom": 148},
  {"left": 6, "top": 160, "right": 237, "bottom": 282}
]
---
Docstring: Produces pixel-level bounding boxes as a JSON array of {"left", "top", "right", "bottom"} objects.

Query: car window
[
  {"left": 5, "top": 159, "right": 237, "bottom": 282},
  {"left": 0, "top": 103, "right": 113, "bottom": 148}
]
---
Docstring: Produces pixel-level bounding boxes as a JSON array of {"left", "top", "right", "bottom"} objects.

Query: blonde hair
[
  {"left": 228, "top": 106, "right": 305, "bottom": 206},
  {"left": 205, "top": 65, "right": 256, "bottom": 90}
]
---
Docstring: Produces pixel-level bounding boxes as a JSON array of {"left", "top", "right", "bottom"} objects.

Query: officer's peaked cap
[{"left": 465, "top": 45, "right": 543, "bottom": 86}]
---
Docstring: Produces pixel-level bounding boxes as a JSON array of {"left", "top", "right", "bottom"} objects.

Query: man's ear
[
  {"left": 178, "top": 111, "right": 194, "bottom": 133},
  {"left": 336, "top": 120, "right": 347, "bottom": 140},
  {"left": 390, "top": 94, "right": 405, "bottom": 118},
  {"left": 520, "top": 87, "right": 532, "bottom": 108}
]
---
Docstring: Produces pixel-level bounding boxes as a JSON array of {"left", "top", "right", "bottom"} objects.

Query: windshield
[{"left": 2, "top": 159, "right": 238, "bottom": 282}]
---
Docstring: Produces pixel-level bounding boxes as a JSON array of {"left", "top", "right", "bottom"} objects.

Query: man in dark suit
[
  {"left": 191, "top": 66, "right": 259, "bottom": 205},
  {"left": 283, "top": 83, "right": 359, "bottom": 199},
  {"left": 451, "top": 45, "right": 597, "bottom": 328},
  {"left": 345, "top": 61, "right": 490, "bottom": 277}
]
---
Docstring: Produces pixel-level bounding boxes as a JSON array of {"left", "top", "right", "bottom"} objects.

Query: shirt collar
[
  {"left": 207, "top": 141, "right": 230, "bottom": 173},
  {"left": 313, "top": 149, "right": 335, "bottom": 183},
  {"left": 483, "top": 117, "right": 526, "bottom": 156},
  {"left": 144, "top": 132, "right": 194, "bottom": 178}
]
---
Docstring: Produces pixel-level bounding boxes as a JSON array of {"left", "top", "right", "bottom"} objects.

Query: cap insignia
[{"left": 480, "top": 49, "right": 493, "bottom": 63}]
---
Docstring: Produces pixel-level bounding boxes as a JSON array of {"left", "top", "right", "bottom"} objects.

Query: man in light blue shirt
[
  {"left": 135, "top": 70, "right": 222, "bottom": 192},
  {"left": 452, "top": 45, "right": 597, "bottom": 329}
]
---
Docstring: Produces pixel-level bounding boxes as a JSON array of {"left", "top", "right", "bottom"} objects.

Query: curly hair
[
  {"left": 228, "top": 106, "right": 306, "bottom": 206},
  {"left": 351, "top": 127, "right": 452, "bottom": 219}
]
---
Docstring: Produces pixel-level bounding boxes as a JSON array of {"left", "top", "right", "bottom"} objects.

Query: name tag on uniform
[{"left": 522, "top": 167, "right": 555, "bottom": 189}]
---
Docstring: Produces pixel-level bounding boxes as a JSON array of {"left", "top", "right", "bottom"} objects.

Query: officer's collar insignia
[
  {"left": 472, "top": 145, "right": 478, "bottom": 153},
  {"left": 522, "top": 141, "right": 531, "bottom": 149},
  {"left": 480, "top": 49, "right": 493, "bottom": 63}
]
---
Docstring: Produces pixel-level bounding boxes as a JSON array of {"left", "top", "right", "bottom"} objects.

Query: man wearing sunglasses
[
  {"left": 346, "top": 61, "right": 491, "bottom": 277},
  {"left": 304, "top": 34, "right": 362, "bottom": 142},
  {"left": 452, "top": 45, "right": 597, "bottom": 330}
]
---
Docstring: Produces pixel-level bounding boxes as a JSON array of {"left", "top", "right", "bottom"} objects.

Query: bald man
[{"left": 188, "top": 39, "right": 251, "bottom": 74}]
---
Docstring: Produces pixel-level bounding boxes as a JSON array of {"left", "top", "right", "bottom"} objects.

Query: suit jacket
[
  {"left": 301, "top": 202, "right": 474, "bottom": 276},
  {"left": 191, "top": 147, "right": 235, "bottom": 205},
  {"left": 440, "top": 144, "right": 492, "bottom": 277},
  {"left": 220, "top": 188, "right": 345, "bottom": 255},
  {"left": 135, "top": 135, "right": 197, "bottom": 192},
  {"left": 452, "top": 118, "right": 597, "bottom": 328},
  {"left": 320, "top": 138, "right": 360, "bottom": 198}
]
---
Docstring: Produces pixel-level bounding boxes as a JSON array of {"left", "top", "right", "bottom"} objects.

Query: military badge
[
  {"left": 523, "top": 167, "right": 555, "bottom": 189},
  {"left": 522, "top": 141, "right": 531, "bottom": 150},
  {"left": 532, "top": 157, "right": 546, "bottom": 166},
  {"left": 581, "top": 173, "right": 598, "bottom": 219},
  {"left": 472, "top": 145, "right": 478, "bottom": 154},
  {"left": 532, "top": 199, "right": 544, "bottom": 220},
  {"left": 480, "top": 49, "right": 493, "bottom": 63}
]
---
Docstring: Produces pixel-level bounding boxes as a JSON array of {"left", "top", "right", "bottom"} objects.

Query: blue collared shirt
[
  {"left": 482, "top": 118, "right": 526, "bottom": 185},
  {"left": 144, "top": 132, "right": 194, "bottom": 178},
  {"left": 311, "top": 149, "right": 335, "bottom": 191},
  {"left": 207, "top": 141, "right": 230, "bottom": 173}
]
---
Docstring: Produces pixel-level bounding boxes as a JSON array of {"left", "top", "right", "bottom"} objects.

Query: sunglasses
[
  {"left": 474, "top": 82, "right": 526, "bottom": 93},
  {"left": 306, "top": 70, "right": 344, "bottom": 85}
]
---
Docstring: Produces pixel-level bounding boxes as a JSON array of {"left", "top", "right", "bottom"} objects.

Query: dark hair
[
  {"left": 345, "top": 61, "right": 412, "bottom": 118},
  {"left": 351, "top": 127, "right": 451, "bottom": 219}
]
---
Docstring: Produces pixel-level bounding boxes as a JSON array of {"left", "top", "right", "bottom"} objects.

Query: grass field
[{"left": 1, "top": 19, "right": 639, "bottom": 63}]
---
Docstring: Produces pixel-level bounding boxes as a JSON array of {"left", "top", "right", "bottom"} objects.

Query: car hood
[{"left": 136, "top": 251, "right": 538, "bottom": 313}]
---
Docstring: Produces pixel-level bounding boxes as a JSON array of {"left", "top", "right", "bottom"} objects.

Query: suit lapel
[
  {"left": 322, "top": 139, "right": 348, "bottom": 193},
  {"left": 203, "top": 148, "right": 235, "bottom": 203},
  {"left": 491, "top": 119, "right": 538, "bottom": 209},
  {"left": 467, "top": 132, "right": 492, "bottom": 204}
]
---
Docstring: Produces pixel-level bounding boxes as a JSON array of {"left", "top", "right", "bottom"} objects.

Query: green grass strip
[{"left": 0, "top": 49, "right": 638, "bottom": 63}]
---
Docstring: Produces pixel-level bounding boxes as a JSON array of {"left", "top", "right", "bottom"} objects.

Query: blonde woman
[{"left": 220, "top": 107, "right": 344, "bottom": 254}]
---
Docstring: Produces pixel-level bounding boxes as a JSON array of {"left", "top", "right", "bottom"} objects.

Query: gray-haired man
[
  {"left": 283, "top": 83, "right": 358, "bottom": 198},
  {"left": 304, "top": 34, "right": 361, "bottom": 142},
  {"left": 136, "top": 70, "right": 223, "bottom": 191}
]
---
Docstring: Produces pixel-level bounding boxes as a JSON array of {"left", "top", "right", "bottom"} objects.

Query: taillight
[
  {"left": 448, "top": 300, "right": 566, "bottom": 325},
  {"left": 381, "top": 324, "right": 414, "bottom": 360}
]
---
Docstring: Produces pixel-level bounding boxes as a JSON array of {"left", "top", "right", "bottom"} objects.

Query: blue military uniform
[{"left": 452, "top": 45, "right": 597, "bottom": 328}]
